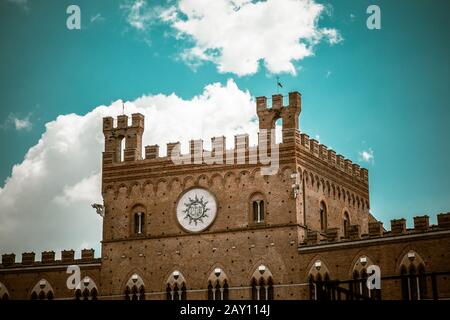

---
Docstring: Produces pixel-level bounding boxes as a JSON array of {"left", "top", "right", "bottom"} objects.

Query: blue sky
[{"left": 0, "top": 0, "right": 449, "bottom": 255}]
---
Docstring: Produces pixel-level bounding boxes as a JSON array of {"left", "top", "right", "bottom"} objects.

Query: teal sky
[{"left": 0, "top": 0, "right": 449, "bottom": 230}]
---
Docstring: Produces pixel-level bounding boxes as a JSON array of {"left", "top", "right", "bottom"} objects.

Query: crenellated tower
[
  {"left": 102, "top": 113, "right": 144, "bottom": 165},
  {"left": 256, "top": 91, "right": 301, "bottom": 144}
]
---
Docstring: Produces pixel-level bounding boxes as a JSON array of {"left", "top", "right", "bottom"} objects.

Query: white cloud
[
  {"left": 359, "top": 148, "right": 375, "bottom": 164},
  {"left": 121, "top": 0, "right": 161, "bottom": 31},
  {"left": 0, "top": 79, "right": 272, "bottom": 257},
  {"left": 14, "top": 116, "right": 32, "bottom": 131},
  {"left": 161, "top": 0, "right": 342, "bottom": 76},
  {"left": 1, "top": 114, "right": 32, "bottom": 131}
]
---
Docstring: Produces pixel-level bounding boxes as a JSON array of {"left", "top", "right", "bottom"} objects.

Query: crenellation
[
  {"left": 41, "top": 251, "right": 55, "bottom": 264},
  {"left": 413, "top": 215, "right": 429, "bottom": 232},
  {"left": 21, "top": 252, "right": 35, "bottom": 265},
  {"left": 326, "top": 228, "right": 340, "bottom": 242},
  {"left": 437, "top": 212, "right": 450, "bottom": 228},
  {"left": 167, "top": 142, "right": 180, "bottom": 158},
  {"left": 336, "top": 155, "right": 345, "bottom": 171},
  {"left": 300, "top": 133, "right": 310, "bottom": 150},
  {"left": 347, "top": 225, "right": 361, "bottom": 240},
  {"left": 352, "top": 164, "right": 360, "bottom": 179},
  {"left": 145, "top": 144, "right": 159, "bottom": 159},
  {"left": 81, "top": 249, "right": 95, "bottom": 261},
  {"left": 360, "top": 168, "right": 369, "bottom": 182},
  {"left": 390, "top": 219, "right": 406, "bottom": 235},
  {"left": 1, "top": 253, "right": 15, "bottom": 266},
  {"left": 327, "top": 149, "right": 336, "bottom": 166},
  {"left": 61, "top": 250, "right": 75, "bottom": 263},
  {"left": 310, "top": 139, "right": 319, "bottom": 157},
  {"left": 344, "top": 159, "right": 353, "bottom": 175},
  {"left": 272, "top": 94, "right": 283, "bottom": 109},
  {"left": 117, "top": 114, "right": 128, "bottom": 128},
  {"left": 319, "top": 144, "right": 328, "bottom": 161},
  {"left": 369, "top": 221, "right": 383, "bottom": 237},
  {"left": 190, "top": 139, "right": 203, "bottom": 164},
  {"left": 306, "top": 230, "right": 320, "bottom": 245}
]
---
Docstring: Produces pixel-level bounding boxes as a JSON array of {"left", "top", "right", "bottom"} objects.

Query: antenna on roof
[{"left": 122, "top": 101, "right": 125, "bottom": 115}]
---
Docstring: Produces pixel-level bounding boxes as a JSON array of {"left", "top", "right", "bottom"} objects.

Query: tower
[{"left": 102, "top": 113, "right": 144, "bottom": 165}]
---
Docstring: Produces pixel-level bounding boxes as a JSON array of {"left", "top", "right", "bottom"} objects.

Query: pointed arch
[
  {"left": 206, "top": 267, "right": 229, "bottom": 300},
  {"left": 75, "top": 276, "right": 98, "bottom": 300},
  {"left": 307, "top": 259, "right": 331, "bottom": 300},
  {"left": 0, "top": 282, "right": 10, "bottom": 300},
  {"left": 30, "top": 279, "right": 54, "bottom": 300},
  {"left": 124, "top": 273, "right": 145, "bottom": 300},
  {"left": 166, "top": 270, "right": 187, "bottom": 300},
  {"left": 398, "top": 250, "right": 427, "bottom": 300},
  {"left": 250, "top": 265, "right": 274, "bottom": 300}
]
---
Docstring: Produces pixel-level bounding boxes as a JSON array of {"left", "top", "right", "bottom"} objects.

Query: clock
[{"left": 176, "top": 188, "right": 217, "bottom": 232}]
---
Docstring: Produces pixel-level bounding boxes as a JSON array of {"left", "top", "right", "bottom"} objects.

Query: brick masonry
[{"left": 1, "top": 92, "right": 449, "bottom": 300}]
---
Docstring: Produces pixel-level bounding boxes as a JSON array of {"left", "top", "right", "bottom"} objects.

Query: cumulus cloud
[
  {"left": 0, "top": 79, "right": 272, "bottom": 258},
  {"left": 359, "top": 148, "right": 375, "bottom": 164},
  {"left": 120, "top": 0, "right": 163, "bottom": 31},
  {"left": 161, "top": 0, "right": 342, "bottom": 76}
]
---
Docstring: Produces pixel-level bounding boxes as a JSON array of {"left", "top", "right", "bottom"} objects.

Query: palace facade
[{"left": 1, "top": 92, "right": 449, "bottom": 300}]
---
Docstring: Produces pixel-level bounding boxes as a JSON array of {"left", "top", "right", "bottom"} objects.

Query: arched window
[
  {"left": 250, "top": 193, "right": 265, "bottom": 224},
  {"left": 207, "top": 282, "right": 214, "bottom": 300},
  {"left": 250, "top": 265, "right": 274, "bottom": 300},
  {"left": 124, "top": 274, "right": 145, "bottom": 300},
  {"left": 343, "top": 212, "right": 350, "bottom": 238},
  {"left": 0, "top": 282, "right": 9, "bottom": 300},
  {"left": 134, "top": 212, "right": 144, "bottom": 235},
  {"left": 207, "top": 268, "right": 229, "bottom": 300},
  {"left": 75, "top": 276, "right": 98, "bottom": 300},
  {"left": 166, "top": 271, "right": 187, "bottom": 300},
  {"left": 319, "top": 201, "right": 327, "bottom": 232},
  {"left": 223, "top": 280, "right": 229, "bottom": 300},
  {"left": 351, "top": 255, "right": 379, "bottom": 300},
  {"left": 308, "top": 260, "right": 331, "bottom": 300},
  {"left": 30, "top": 279, "right": 54, "bottom": 300},
  {"left": 399, "top": 251, "right": 427, "bottom": 300}
]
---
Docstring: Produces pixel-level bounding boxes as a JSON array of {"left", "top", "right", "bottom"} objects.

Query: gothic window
[
  {"left": 308, "top": 260, "right": 331, "bottom": 300},
  {"left": 0, "top": 282, "right": 9, "bottom": 300},
  {"left": 134, "top": 212, "right": 144, "bottom": 235},
  {"left": 207, "top": 268, "right": 229, "bottom": 300},
  {"left": 399, "top": 251, "right": 427, "bottom": 300},
  {"left": 250, "top": 193, "right": 265, "bottom": 224},
  {"left": 250, "top": 265, "right": 274, "bottom": 300},
  {"left": 75, "top": 276, "right": 98, "bottom": 300},
  {"left": 124, "top": 274, "right": 145, "bottom": 300},
  {"left": 319, "top": 201, "right": 327, "bottom": 232},
  {"left": 30, "top": 279, "right": 54, "bottom": 300},
  {"left": 166, "top": 271, "right": 187, "bottom": 300},
  {"left": 343, "top": 212, "right": 350, "bottom": 238}
]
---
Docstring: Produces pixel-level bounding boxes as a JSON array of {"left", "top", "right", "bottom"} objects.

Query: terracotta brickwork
[{"left": 1, "top": 92, "right": 449, "bottom": 300}]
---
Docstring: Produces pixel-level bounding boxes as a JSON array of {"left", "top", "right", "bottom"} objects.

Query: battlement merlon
[
  {"left": 0, "top": 249, "right": 98, "bottom": 268},
  {"left": 299, "top": 133, "right": 369, "bottom": 185},
  {"left": 102, "top": 113, "right": 144, "bottom": 164},
  {"left": 256, "top": 92, "right": 301, "bottom": 144},
  {"left": 303, "top": 212, "right": 450, "bottom": 246}
]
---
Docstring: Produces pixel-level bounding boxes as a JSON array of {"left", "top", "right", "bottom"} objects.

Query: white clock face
[{"left": 176, "top": 188, "right": 217, "bottom": 232}]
